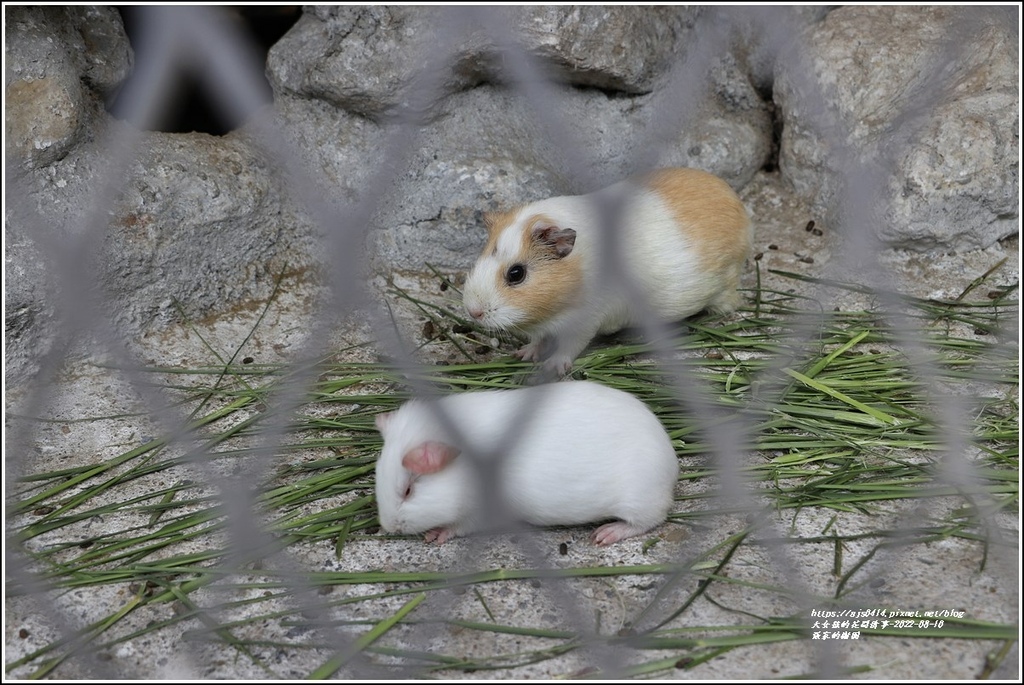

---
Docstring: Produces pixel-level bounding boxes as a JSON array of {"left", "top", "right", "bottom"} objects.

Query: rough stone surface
[
  {"left": 3, "top": 5, "right": 131, "bottom": 168},
  {"left": 271, "top": 42, "right": 771, "bottom": 278},
  {"left": 654, "top": 51, "right": 774, "bottom": 188},
  {"left": 775, "top": 5, "right": 1019, "bottom": 251},
  {"left": 3, "top": 232, "right": 58, "bottom": 385},
  {"left": 64, "top": 5, "right": 135, "bottom": 94},
  {"left": 360, "top": 78, "right": 771, "bottom": 274},
  {"left": 267, "top": 6, "right": 699, "bottom": 121},
  {"left": 365, "top": 85, "right": 593, "bottom": 275},
  {"left": 104, "top": 131, "right": 290, "bottom": 329},
  {"left": 4, "top": 5, "right": 1020, "bottom": 679},
  {"left": 507, "top": 5, "right": 697, "bottom": 94},
  {"left": 4, "top": 5, "right": 133, "bottom": 385},
  {"left": 2, "top": 9, "right": 323, "bottom": 387},
  {"left": 4, "top": 118, "right": 326, "bottom": 390},
  {"left": 728, "top": 5, "right": 835, "bottom": 94},
  {"left": 4, "top": 75, "right": 85, "bottom": 169},
  {"left": 4, "top": 6, "right": 131, "bottom": 166},
  {"left": 6, "top": 4, "right": 1018, "bottom": 390}
]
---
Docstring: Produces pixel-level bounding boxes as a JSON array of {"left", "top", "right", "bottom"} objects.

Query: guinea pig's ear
[
  {"left": 402, "top": 441, "right": 460, "bottom": 474},
  {"left": 374, "top": 411, "right": 395, "bottom": 434},
  {"left": 532, "top": 225, "right": 577, "bottom": 259}
]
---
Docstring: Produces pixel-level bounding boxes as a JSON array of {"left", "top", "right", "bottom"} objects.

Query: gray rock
[
  {"left": 510, "top": 5, "right": 697, "bottom": 94},
  {"left": 103, "top": 131, "right": 293, "bottom": 330},
  {"left": 654, "top": 52, "right": 774, "bottom": 189},
  {"left": 8, "top": 2, "right": 1015, "bottom": 392},
  {"left": 4, "top": 6, "right": 132, "bottom": 385},
  {"left": 727, "top": 6, "right": 835, "bottom": 94},
  {"left": 4, "top": 116, "right": 328, "bottom": 389},
  {"left": 65, "top": 6, "right": 134, "bottom": 95},
  {"left": 775, "top": 5, "right": 1018, "bottom": 251},
  {"left": 4, "top": 7, "right": 335, "bottom": 389},
  {"left": 4, "top": 6, "right": 132, "bottom": 169},
  {"left": 366, "top": 86, "right": 565, "bottom": 274},
  {"left": 4, "top": 75, "right": 85, "bottom": 169},
  {"left": 269, "top": 94, "right": 390, "bottom": 205},
  {"left": 267, "top": 11, "right": 770, "bottom": 275},
  {"left": 4, "top": 226, "right": 58, "bottom": 387},
  {"left": 267, "top": 6, "right": 698, "bottom": 121},
  {"left": 355, "top": 77, "right": 771, "bottom": 274},
  {"left": 267, "top": 7, "right": 435, "bottom": 122}
]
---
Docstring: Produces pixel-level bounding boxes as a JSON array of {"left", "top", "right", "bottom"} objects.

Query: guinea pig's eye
[{"left": 505, "top": 264, "right": 527, "bottom": 286}]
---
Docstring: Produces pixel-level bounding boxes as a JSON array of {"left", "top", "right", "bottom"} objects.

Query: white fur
[
  {"left": 463, "top": 171, "right": 751, "bottom": 375},
  {"left": 373, "top": 381, "right": 679, "bottom": 545}
]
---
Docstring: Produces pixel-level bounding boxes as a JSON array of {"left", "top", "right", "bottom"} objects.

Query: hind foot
[{"left": 591, "top": 521, "right": 652, "bottom": 546}]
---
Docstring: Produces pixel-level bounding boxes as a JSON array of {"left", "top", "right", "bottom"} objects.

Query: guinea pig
[
  {"left": 462, "top": 167, "right": 752, "bottom": 376},
  {"left": 373, "top": 380, "right": 679, "bottom": 546}
]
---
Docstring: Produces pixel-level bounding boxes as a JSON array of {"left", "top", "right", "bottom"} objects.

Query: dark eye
[{"left": 505, "top": 264, "right": 527, "bottom": 285}]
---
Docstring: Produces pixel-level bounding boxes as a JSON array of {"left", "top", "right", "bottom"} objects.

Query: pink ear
[
  {"left": 402, "top": 441, "right": 460, "bottom": 474},
  {"left": 532, "top": 225, "right": 576, "bottom": 258},
  {"left": 375, "top": 412, "right": 394, "bottom": 433}
]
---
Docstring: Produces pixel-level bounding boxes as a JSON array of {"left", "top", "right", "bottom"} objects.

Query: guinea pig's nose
[{"left": 468, "top": 307, "right": 484, "bottom": 320}]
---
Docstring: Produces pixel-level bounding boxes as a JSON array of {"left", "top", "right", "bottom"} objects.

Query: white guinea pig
[
  {"left": 463, "top": 167, "right": 752, "bottom": 376},
  {"left": 373, "top": 381, "right": 679, "bottom": 546}
]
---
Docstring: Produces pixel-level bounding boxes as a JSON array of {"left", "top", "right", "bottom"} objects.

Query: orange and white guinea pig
[{"left": 463, "top": 167, "right": 753, "bottom": 375}]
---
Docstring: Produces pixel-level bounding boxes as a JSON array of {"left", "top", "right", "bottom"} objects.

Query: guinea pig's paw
[
  {"left": 543, "top": 355, "right": 575, "bottom": 378},
  {"left": 423, "top": 527, "right": 455, "bottom": 544},
  {"left": 513, "top": 341, "right": 544, "bottom": 362},
  {"left": 591, "top": 521, "right": 647, "bottom": 546}
]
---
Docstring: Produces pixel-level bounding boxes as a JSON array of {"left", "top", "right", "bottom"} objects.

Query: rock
[
  {"left": 355, "top": 76, "right": 771, "bottom": 274},
  {"left": 4, "top": 6, "right": 131, "bottom": 169},
  {"left": 654, "top": 52, "right": 774, "bottom": 188},
  {"left": 7, "top": 2, "right": 1015, "bottom": 391},
  {"left": 267, "top": 6, "right": 698, "bottom": 121},
  {"left": 66, "top": 6, "right": 135, "bottom": 94},
  {"left": 4, "top": 226, "right": 58, "bottom": 387},
  {"left": 270, "top": 94, "right": 390, "bottom": 205},
  {"left": 4, "top": 6, "right": 131, "bottom": 385},
  {"left": 3, "top": 7, "right": 333, "bottom": 388},
  {"left": 270, "top": 10, "right": 773, "bottom": 275},
  {"left": 775, "top": 5, "right": 1018, "bottom": 251},
  {"left": 510, "top": 5, "right": 697, "bottom": 94},
  {"left": 365, "top": 86, "right": 565, "bottom": 274},
  {"left": 727, "top": 5, "right": 834, "bottom": 94},
  {"left": 4, "top": 120, "right": 321, "bottom": 388},
  {"left": 104, "top": 131, "right": 294, "bottom": 330},
  {"left": 4, "top": 77, "right": 85, "bottom": 169}
]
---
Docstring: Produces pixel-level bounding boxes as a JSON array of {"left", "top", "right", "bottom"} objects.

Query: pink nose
[{"left": 468, "top": 308, "right": 484, "bottom": 320}]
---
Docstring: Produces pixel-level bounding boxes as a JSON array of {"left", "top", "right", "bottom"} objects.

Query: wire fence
[{"left": 5, "top": 5, "right": 1018, "bottom": 680}]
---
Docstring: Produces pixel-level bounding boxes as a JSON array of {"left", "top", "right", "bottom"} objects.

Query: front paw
[
  {"left": 543, "top": 355, "right": 574, "bottom": 378},
  {"left": 525, "top": 355, "right": 574, "bottom": 385},
  {"left": 514, "top": 340, "right": 544, "bottom": 362},
  {"left": 515, "top": 335, "right": 559, "bottom": 364},
  {"left": 423, "top": 527, "right": 455, "bottom": 544}
]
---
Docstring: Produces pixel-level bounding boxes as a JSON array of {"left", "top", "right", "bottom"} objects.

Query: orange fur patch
[
  {"left": 482, "top": 206, "right": 524, "bottom": 255},
  {"left": 641, "top": 168, "right": 752, "bottom": 272},
  {"left": 489, "top": 213, "right": 583, "bottom": 328}
]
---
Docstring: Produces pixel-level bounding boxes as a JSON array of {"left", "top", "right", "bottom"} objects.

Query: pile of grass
[{"left": 6, "top": 271, "right": 1018, "bottom": 679}]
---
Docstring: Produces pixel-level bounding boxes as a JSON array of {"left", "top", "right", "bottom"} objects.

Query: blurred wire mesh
[{"left": 5, "top": 5, "right": 1018, "bottom": 680}]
